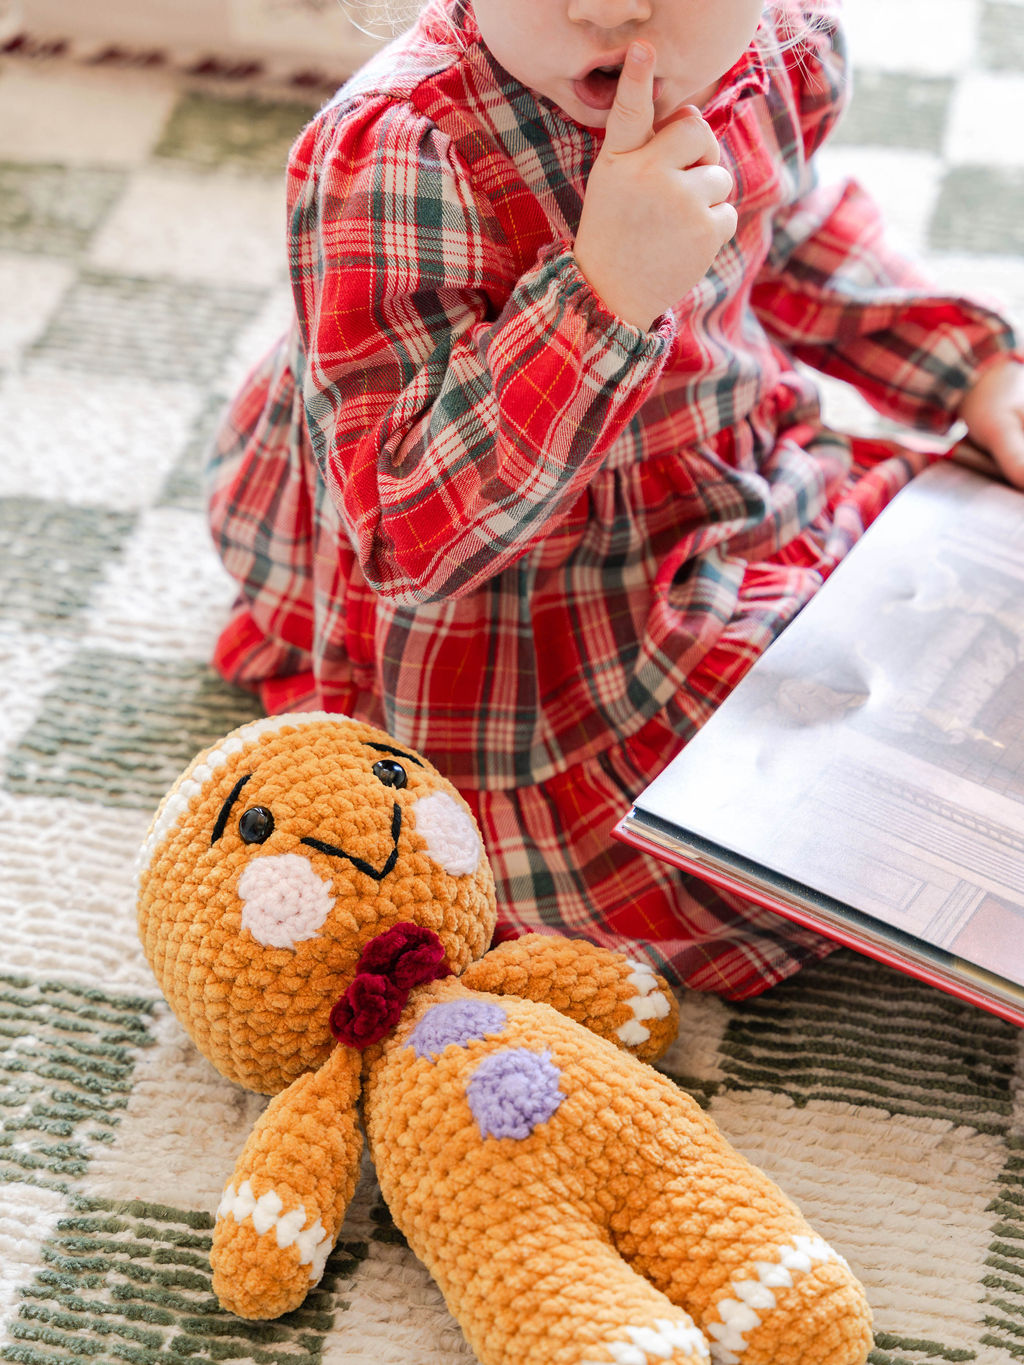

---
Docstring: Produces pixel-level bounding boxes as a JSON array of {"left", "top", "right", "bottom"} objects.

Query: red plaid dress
[{"left": 207, "top": 0, "right": 1018, "bottom": 998}]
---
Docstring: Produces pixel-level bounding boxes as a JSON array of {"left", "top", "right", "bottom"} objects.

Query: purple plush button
[
  {"left": 466, "top": 1048, "right": 565, "bottom": 1140},
  {"left": 407, "top": 1000, "right": 508, "bottom": 1061}
]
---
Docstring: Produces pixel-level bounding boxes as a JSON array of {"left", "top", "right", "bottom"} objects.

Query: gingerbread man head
[{"left": 136, "top": 712, "right": 497, "bottom": 1093}]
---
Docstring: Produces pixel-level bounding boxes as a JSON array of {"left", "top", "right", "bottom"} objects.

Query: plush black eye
[
  {"left": 372, "top": 758, "right": 407, "bottom": 789},
  {"left": 238, "top": 806, "right": 275, "bottom": 844}
]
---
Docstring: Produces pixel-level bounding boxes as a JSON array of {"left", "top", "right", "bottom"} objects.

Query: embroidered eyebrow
[
  {"left": 363, "top": 742, "right": 424, "bottom": 768},
  {"left": 211, "top": 773, "right": 252, "bottom": 844}
]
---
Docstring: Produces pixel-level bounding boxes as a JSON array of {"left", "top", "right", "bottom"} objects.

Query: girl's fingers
[
  {"left": 603, "top": 41, "right": 657, "bottom": 154},
  {"left": 709, "top": 199, "right": 740, "bottom": 246},
  {"left": 986, "top": 408, "right": 1024, "bottom": 488},
  {"left": 654, "top": 107, "right": 722, "bottom": 167},
  {"left": 686, "top": 163, "right": 735, "bottom": 206}
]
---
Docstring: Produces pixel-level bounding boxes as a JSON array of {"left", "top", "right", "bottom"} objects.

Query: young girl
[{"left": 206, "top": 0, "right": 1024, "bottom": 1000}]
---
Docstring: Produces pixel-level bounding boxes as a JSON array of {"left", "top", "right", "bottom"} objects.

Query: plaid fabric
[{"left": 206, "top": 0, "right": 1019, "bottom": 999}]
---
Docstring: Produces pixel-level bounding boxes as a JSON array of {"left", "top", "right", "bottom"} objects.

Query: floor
[{"left": 0, "top": 3, "right": 1024, "bottom": 1363}]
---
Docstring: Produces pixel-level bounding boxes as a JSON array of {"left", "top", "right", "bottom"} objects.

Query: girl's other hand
[
  {"left": 959, "top": 358, "right": 1024, "bottom": 489},
  {"left": 572, "top": 41, "right": 737, "bottom": 331}
]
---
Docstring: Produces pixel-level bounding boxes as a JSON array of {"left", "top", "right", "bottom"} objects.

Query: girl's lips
[{"left": 572, "top": 70, "right": 666, "bottom": 112}]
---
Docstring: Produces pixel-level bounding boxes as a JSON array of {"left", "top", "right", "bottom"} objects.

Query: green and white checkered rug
[{"left": 1, "top": 1, "right": 1024, "bottom": 1360}]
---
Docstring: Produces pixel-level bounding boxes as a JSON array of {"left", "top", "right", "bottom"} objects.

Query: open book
[{"left": 614, "top": 453, "right": 1024, "bottom": 1026}]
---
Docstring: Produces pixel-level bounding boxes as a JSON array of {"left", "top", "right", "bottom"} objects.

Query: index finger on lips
[{"left": 603, "top": 41, "right": 656, "bottom": 155}]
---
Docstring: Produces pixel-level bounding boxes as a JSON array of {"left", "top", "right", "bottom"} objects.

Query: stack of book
[{"left": 616, "top": 454, "right": 1024, "bottom": 1026}]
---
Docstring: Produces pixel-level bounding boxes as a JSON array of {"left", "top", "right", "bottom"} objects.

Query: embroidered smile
[
  {"left": 301, "top": 805, "right": 402, "bottom": 882},
  {"left": 211, "top": 769, "right": 403, "bottom": 881}
]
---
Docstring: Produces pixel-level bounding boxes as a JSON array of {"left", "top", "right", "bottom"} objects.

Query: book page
[{"left": 634, "top": 461, "right": 1024, "bottom": 986}]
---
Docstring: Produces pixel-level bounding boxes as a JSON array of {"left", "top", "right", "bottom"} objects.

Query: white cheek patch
[
  {"left": 411, "top": 792, "right": 483, "bottom": 876},
  {"left": 237, "top": 853, "right": 334, "bottom": 949}
]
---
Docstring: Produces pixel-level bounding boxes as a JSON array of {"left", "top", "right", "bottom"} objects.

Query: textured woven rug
[{"left": 2, "top": 2, "right": 1024, "bottom": 1361}]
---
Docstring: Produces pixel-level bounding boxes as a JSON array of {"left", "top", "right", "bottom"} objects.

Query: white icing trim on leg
[
  {"left": 217, "top": 1179, "right": 334, "bottom": 1281},
  {"left": 137, "top": 711, "right": 349, "bottom": 877},
  {"left": 616, "top": 960, "right": 671, "bottom": 1047},
  {"left": 705, "top": 1235, "right": 848, "bottom": 1364},
  {"left": 582, "top": 1318, "right": 710, "bottom": 1364}
]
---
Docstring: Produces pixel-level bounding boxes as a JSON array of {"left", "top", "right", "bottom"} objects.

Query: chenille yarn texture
[{"left": 136, "top": 712, "right": 873, "bottom": 1365}]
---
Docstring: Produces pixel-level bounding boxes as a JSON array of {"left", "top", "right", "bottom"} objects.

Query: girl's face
[{"left": 471, "top": 0, "right": 766, "bottom": 127}]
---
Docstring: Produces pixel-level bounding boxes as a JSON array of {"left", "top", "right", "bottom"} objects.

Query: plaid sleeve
[
  {"left": 751, "top": 15, "right": 1020, "bottom": 433},
  {"left": 286, "top": 101, "right": 673, "bottom": 606}
]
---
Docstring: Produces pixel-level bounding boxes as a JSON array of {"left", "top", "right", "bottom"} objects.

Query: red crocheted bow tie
[{"left": 329, "top": 922, "right": 452, "bottom": 1050}]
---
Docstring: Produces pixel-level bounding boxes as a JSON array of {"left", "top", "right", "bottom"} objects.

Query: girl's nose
[{"left": 567, "top": 0, "right": 653, "bottom": 29}]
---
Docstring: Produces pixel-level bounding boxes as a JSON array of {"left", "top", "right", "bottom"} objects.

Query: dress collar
[
  {"left": 700, "top": 39, "right": 770, "bottom": 127},
  {"left": 420, "top": 0, "right": 479, "bottom": 46}
]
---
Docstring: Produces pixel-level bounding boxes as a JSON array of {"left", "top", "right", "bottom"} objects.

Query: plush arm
[
  {"left": 211, "top": 1044, "right": 363, "bottom": 1319},
  {"left": 460, "top": 934, "right": 678, "bottom": 1063}
]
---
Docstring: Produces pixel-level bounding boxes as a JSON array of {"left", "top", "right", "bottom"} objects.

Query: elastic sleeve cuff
[
  {"left": 529, "top": 240, "right": 677, "bottom": 364},
  {"left": 926, "top": 314, "right": 1022, "bottom": 432}
]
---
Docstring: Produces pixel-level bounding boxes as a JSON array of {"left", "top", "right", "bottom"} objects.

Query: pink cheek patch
[
  {"left": 411, "top": 792, "right": 482, "bottom": 876},
  {"left": 237, "top": 853, "right": 335, "bottom": 949}
]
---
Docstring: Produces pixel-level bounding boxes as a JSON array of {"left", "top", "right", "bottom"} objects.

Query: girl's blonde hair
[
  {"left": 339, "top": 0, "right": 837, "bottom": 47},
  {"left": 339, "top": 0, "right": 422, "bottom": 39}
]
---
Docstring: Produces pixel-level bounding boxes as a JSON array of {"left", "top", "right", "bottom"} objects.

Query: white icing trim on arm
[
  {"left": 615, "top": 959, "right": 672, "bottom": 1047},
  {"left": 217, "top": 1179, "right": 334, "bottom": 1282}
]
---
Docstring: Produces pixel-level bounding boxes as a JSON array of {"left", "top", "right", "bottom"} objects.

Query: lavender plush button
[
  {"left": 466, "top": 1048, "right": 565, "bottom": 1140},
  {"left": 407, "top": 1000, "right": 507, "bottom": 1061}
]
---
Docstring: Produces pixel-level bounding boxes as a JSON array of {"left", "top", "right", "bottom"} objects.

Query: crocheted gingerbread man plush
[{"left": 136, "top": 712, "right": 872, "bottom": 1365}]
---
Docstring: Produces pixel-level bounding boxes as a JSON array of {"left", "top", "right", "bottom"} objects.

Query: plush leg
[
  {"left": 615, "top": 1154, "right": 873, "bottom": 1365},
  {"left": 416, "top": 1203, "right": 713, "bottom": 1365}
]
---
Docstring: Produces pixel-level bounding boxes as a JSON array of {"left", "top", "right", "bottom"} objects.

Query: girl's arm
[
  {"left": 751, "top": 15, "right": 1020, "bottom": 437},
  {"left": 288, "top": 102, "right": 673, "bottom": 606}
]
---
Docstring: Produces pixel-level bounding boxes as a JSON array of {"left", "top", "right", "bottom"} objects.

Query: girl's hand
[
  {"left": 959, "top": 358, "right": 1024, "bottom": 489},
  {"left": 572, "top": 41, "right": 737, "bottom": 331}
]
